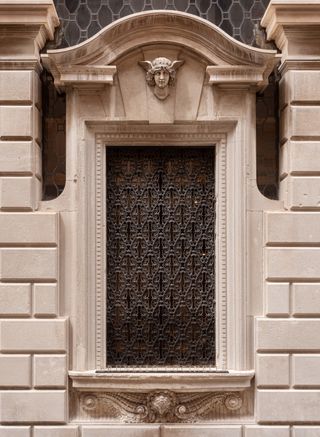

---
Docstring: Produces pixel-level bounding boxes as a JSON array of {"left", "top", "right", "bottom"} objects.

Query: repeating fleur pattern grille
[
  {"left": 106, "top": 147, "right": 216, "bottom": 366},
  {"left": 53, "top": 0, "right": 270, "bottom": 48}
]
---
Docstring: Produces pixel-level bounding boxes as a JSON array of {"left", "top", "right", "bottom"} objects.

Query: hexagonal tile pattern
[{"left": 52, "top": 0, "right": 270, "bottom": 47}]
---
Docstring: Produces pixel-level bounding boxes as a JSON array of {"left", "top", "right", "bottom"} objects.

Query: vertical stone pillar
[
  {"left": 0, "top": 2, "right": 71, "bottom": 433},
  {"left": 255, "top": 1, "right": 320, "bottom": 426},
  {"left": 262, "top": 0, "right": 320, "bottom": 210},
  {"left": 0, "top": 0, "right": 58, "bottom": 210}
]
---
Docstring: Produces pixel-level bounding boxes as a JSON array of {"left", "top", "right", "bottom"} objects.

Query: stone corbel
[
  {"left": 206, "top": 65, "right": 277, "bottom": 91},
  {"left": 41, "top": 58, "right": 117, "bottom": 91},
  {"left": 261, "top": 0, "right": 320, "bottom": 69}
]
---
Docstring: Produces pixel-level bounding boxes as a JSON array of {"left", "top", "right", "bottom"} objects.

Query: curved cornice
[{"left": 44, "top": 10, "right": 277, "bottom": 67}]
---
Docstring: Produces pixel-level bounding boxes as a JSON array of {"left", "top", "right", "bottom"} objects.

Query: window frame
[{"left": 67, "top": 121, "right": 253, "bottom": 392}]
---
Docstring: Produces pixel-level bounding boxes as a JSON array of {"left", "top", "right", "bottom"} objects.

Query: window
[{"left": 106, "top": 147, "right": 216, "bottom": 367}]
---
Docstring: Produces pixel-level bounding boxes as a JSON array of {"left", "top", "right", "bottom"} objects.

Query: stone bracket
[{"left": 41, "top": 58, "right": 117, "bottom": 91}]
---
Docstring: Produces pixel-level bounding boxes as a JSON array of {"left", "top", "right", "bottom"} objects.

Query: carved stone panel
[{"left": 72, "top": 389, "right": 252, "bottom": 423}]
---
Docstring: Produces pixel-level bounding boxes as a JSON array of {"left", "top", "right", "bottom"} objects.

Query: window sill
[{"left": 69, "top": 369, "right": 254, "bottom": 392}]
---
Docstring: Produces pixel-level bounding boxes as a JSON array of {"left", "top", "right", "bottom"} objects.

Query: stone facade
[{"left": 1, "top": 0, "right": 320, "bottom": 435}]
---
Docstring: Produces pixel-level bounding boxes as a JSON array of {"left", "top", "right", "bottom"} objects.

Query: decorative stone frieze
[{"left": 73, "top": 390, "right": 249, "bottom": 423}]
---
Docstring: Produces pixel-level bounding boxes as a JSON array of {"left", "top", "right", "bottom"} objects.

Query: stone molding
[
  {"left": 69, "top": 370, "right": 254, "bottom": 391},
  {"left": 261, "top": 0, "right": 320, "bottom": 61},
  {"left": 0, "top": 0, "right": 59, "bottom": 68},
  {"left": 91, "top": 125, "right": 229, "bottom": 371},
  {"left": 43, "top": 10, "right": 277, "bottom": 91}
]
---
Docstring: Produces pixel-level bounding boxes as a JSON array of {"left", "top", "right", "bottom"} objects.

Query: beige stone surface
[
  {"left": 0, "top": 177, "right": 37, "bottom": 210},
  {"left": 257, "top": 390, "right": 320, "bottom": 423},
  {"left": 293, "top": 427, "right": 320, "bottom": 436},
  {"left": 0, "top": 427, "right": 30, "bottom": 437},
  {"left": 285, "top": 106, "right": 320, "bottom": 140},
  {"left": 0, "top": 71, "right": 33, "bottom": 103},
  {"left": 265, "top": 213, "right": 320, "bottom": 245},
  {"left": 0, "top": 248, "right": 58, "bottom": 281},
  {"left": 161, "top": 426, "right": 242, "bottom": 437},
  {"left": 82, "top": 426, "right": 160, "bottom": 437},
  {"left": 288, "top": 176, "right": 320, "bottom": 209},
  {"left": 281, "top": 141, "right": 320, "bottom": 175},
  {"left": 0, "top": 106, "right": 33, "bottom": 138},
  {"left": 0, "top": 284, "right": 31, "bottom": 316},
  {"left": 280, "top": 71, "right": 320, "bottom": 106},
  {"left": 33, "top": 427, "right": 78, "bottom": 437},
  {"left": 0, "top": 141, "right": 35, "bottom": 174},
  {"left": 33, "top": 354, "right": 67, "bottom": 388},
  {"left": 0, "top": 355, "right": 31, "bottom": 388},
  {"left": 244, "top": 426, "right": 290, "bottom": 437},
  {"left": 256, "top": 354, "right": 290, "bottom": 387},
  {"left": 266, "top": 248, "right": 320, "bottom": 280},
  {"left": 0, "top": 390, "right": 67, "bottom": 423},
  {"left": 0, "top": 319, "right": 67, "bottom": 352},
  {"left": 33, "top": 284, "right": 58, "bottom": 317},
  {"left": 292, "top": 355, "right": 320, "bottom": 387},
  {"left": 265, "top": 283, "right": 290, "bottom": 316},
  {"left": 0, "top": 213, "right": 58, "bottom": 245},
  {"left": 256, "top": 318, "right": 320, "bottom": 351},
  {"left": 292, "top": 283, "right": 320, "bottom": 315}
]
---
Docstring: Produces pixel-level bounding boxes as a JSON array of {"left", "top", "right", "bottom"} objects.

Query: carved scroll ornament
[
  {"left": 139, "top": 57, "right": 184, "bottom": 100},
  {"left": 81, "top": 390, "right": 243, "bottom": 423}
]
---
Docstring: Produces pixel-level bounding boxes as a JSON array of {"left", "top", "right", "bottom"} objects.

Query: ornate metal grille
[{"left": 106, "top": 147, "right": 216, "bottom": 367}]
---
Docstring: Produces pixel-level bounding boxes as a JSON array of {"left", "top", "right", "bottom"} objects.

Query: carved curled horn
[
  {"left": 171, "top": 60, "right": 184, "bottom": 70},
  {"left": 138, "top": 60, "right": 153, "bottom": 71}
]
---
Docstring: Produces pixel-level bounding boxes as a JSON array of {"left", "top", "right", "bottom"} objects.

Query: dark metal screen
[{"left": 106, "top": 147, "right": 216, "bottom": 367}]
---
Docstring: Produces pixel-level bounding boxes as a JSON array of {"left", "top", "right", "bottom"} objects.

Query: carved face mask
[{"left": 154, "top": 68, "right": 170, "bottom": 89}]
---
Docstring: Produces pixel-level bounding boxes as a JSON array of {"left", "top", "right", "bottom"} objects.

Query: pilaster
[
  {"left": 0, "top": 0, "right": 59, "bottom": 210},
  {"left": 259, "top": 1, "right": 320, "bottom": 427},
  {"left": 262, "top": 0, "right": 320, "bottom": 210}
]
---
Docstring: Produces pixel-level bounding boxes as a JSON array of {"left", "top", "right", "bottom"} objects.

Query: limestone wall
[{"left": 1, "top": 1, "right": 320, "bottom": 436}]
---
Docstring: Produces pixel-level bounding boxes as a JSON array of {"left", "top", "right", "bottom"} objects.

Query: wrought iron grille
[{"left": 106, "top": 147, "right": 216, "bottom": 367}]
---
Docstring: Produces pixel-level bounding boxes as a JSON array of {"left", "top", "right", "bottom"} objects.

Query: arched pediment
[{"left": 42, "top": 10, "right": 278, "bottom": 91}]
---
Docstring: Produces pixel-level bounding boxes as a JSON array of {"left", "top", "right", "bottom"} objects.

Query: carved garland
[{"left": 81, "top": 390, "right": 242, "bottom": 423}]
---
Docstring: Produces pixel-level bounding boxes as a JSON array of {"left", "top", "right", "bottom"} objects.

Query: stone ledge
[{"left": 69, "top": 370, "right": 254, "bottom": 392}]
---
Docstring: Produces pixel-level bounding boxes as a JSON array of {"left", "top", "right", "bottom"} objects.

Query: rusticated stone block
[
  {"left": 0, "top": 355, "right": 31, "bottom": 388},
  {"left": 256, "top": 318, "right": 320, "bottom": 351},
  {"left": 33, "top": 427, "right": 78, "bottom": 437},
  {"left": 293, "top": 427, "right": 320, "bottom": 436},
  {"left": 266, "top": 248, "right": 320, "bottom": 280},
  {"left": 0, "top": 213, "right": 58, "bottom": 245},
  {"left": 162, "top": 426, "right": 242, "bottom": 437},
  {"left": 33, "top": 355, "right": 67, "bottom": 388},
  {"left": 0, "top": 319, "right": 67, "bottom": 352},
  {"left": 257, "top": 390, "right": 320, "bottom": 423},
  {"left": 293, "top": 355, "right": 320, "bottom": 387},
  {"left": 244, "top": 426, "right": 290, "bottom": 437},
  {"left": 0, "top": 427, "right": 30, "bottom": 437},
  {"left": 0, "top": 106, "right": 33, "bottom": 138},
  {"left": 82, "top": 426, "right": 160, "bottom": 437},
  {"left": 33, "top": 284, "right": 58, "bottom": 317},
  {"left": 292, "top": 283, "right": 320, "bottom": 316},
  {"left": 0, "top": 177, "right": 38, "bottom": 210},
  {"left": 0, "top": 391, "right": 66, "bottom": 423},
  {"left": 256, "top": 354, "right": 290, "bottom": 388},
  {"left": 0, "top": 284, "right": 31, "bottom": 316},
  {"left": 265, "top": 283, "right": 290, "bottom": 316},
  {"left": 265, "top": 213, "right": 320, "bottom": 245},
  {"left": 0, "top": 141, "right": 36, "bottom": 174},
  {"left": 0, "top": 71, "right": 33, "bottom": 103},
  {"left": 0, "top": 248, "right": 57, "bottom": 281}
]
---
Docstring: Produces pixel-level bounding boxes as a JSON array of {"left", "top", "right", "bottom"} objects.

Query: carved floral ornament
[
  {"left": 80, "top": 390, "right": 243, "bottom": 423},
  {"left": 139, "top": 57, "right": 184, "bottom": 100}
]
